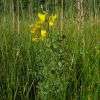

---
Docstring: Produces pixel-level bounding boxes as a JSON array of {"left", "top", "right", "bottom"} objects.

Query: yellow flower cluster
[
  {"left": 49, "top": 15, "right": 57, "bottom": 26},
  {"left": 30, "top": 13, "right": 57, "bottom": 42},
  {"left": 30, "top": 21, "right": 41, "bottom": 33},
  {"left": 38, "top": 13, "right": 46, "bottom": 23},
  {"left": 30, "top": 13, "right": 46, "bottom": 34}
]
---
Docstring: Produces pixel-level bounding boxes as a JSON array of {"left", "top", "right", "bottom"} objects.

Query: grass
[{"left": 0, "top": 12, "right": 100, "bottom": 100}]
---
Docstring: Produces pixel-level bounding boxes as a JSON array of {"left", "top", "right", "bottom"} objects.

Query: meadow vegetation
[{"left": 0, "top": 0, "right": 100, "bottom": 100}]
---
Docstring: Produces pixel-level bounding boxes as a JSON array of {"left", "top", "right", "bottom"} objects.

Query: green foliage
[{"left": 0, "top": 0, "right": 100, "bottom": 100}]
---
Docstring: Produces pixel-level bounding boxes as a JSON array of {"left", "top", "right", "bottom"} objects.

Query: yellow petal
[
  {"left": 49, "top": 14, "right": 57, "bottom": 26},
  {"left": 41, "top": 30, "right": 46, "bottom": 40},
  {"left": 30, "top": 21, "right": 42, "bottom": 33},
  {"left": 38, "top": 13, "right": 45, "bottom": 23},
  {"left": 49, "top": 21, "right": 54, "bottom": 26}
]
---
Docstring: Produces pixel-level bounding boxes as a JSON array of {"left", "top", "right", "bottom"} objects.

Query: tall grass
[{"left": 0, "top": 0, "right": 100, "bottom": 100}]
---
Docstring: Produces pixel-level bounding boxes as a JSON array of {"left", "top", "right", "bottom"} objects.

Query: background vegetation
[{"left": 0, "top": 0, "right": 100, "bottom": 100}]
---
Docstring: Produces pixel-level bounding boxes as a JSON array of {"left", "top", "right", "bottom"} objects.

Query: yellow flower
[
  {"left": 32, "top": 38, "right": 38, "bottom": 42},
  {"left": 30, "top": 21, "right": 41, "bottom": 33},
  {"left": 38, "top": 13, "right": 45, "bottom": 23},
  {"left": 34, "top": 23, "right": 40, "bottom": 29},
  {"left": 41, "top": 30, "right": 46, "bottom": 40},
  {"left": 49, "top": 15, "right": 57, "bottom": 26}
]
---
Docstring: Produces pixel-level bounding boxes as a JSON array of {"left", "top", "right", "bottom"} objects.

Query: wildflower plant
[
  {"left": 29, "top": 13, "right": 67, "bottom": 99},
  {"left": 30, "top": 12, "right": 57, "bottom": 43}
]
